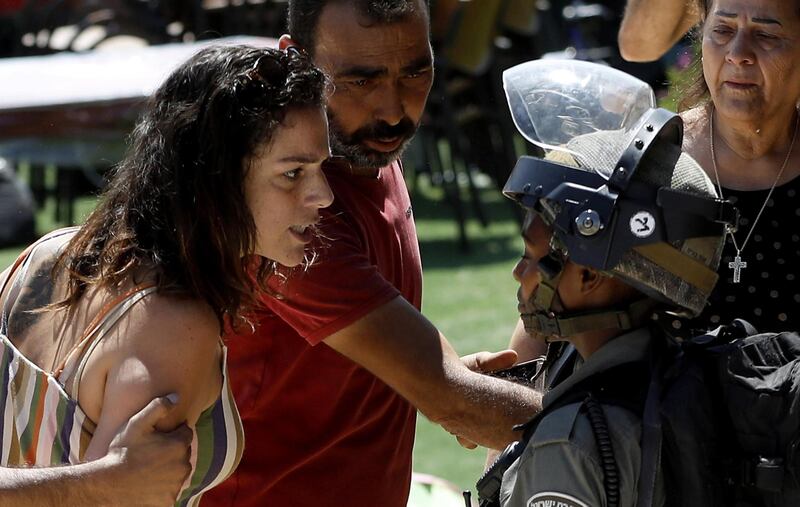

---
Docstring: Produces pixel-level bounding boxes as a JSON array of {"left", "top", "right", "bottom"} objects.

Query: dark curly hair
[
  {"left": 54, "top": 44, "right": 327, "bottom": 328},
  {"left": 287, "top": 0, "right": 429, "bottom": 55}
]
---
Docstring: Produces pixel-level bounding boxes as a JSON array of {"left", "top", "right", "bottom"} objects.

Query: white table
[
  {"left": 0, "top": 35, "right": 276, "bottom": 155},
  {"left": 0, "top": 35, "right": 275, "bottom": 223},
  {"left": 1, "top": 35, "right": 275, "bottom": 112}
]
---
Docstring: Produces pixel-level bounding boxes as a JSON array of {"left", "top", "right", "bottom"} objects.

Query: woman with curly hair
[{"left": 0, "top": 44, "right": 332, "bottom": 506}]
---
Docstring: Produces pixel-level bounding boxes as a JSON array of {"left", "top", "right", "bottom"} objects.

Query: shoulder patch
[
  {"left": 527, "top": 492, "right": 589, "bottom": 507},
  {"left": 530, "top": 402, "right": 582, "bottom": 447}
]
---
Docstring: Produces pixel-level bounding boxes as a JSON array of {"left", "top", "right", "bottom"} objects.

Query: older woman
[{"left": 669, "top": 0, "right": 800, "bottom": 336}]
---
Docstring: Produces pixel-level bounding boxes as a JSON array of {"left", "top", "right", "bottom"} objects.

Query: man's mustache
[{"left": 348, "top": 118, "right": 417, "bottom": 145}]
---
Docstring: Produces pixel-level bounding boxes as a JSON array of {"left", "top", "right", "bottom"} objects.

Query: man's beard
[{"left": 327, "top": 112, "right": 418, "bottom": 170}]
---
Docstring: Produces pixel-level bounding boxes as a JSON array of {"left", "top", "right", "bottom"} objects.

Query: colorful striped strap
[
  {"left": 70, "top": 286, "right": 158, "bottom": 399},
  {"left": 54, "top": 283, "right": 157, "bottom": 384}
]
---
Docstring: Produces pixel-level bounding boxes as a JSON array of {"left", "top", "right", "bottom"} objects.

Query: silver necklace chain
[{"left": 709, "top": 106, "right": 799, "bottom": 283}]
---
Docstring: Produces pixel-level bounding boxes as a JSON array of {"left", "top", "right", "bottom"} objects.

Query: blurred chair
[
  {"left": 418, "top": 0, "right": 522, "bottom": 250},
  {"left": 495, "top": 0, "right": 539, "bottom": 58},
  {"left": 492, "top": 0, "right": 545, "bottom": 165},
  {"left": 501, "top": 0, "right": 537, "bottom": 38},
  {"left": 439, "top": 0, "right": 503, "bottom": 77},
  {"left": 429, "top": 0, "right": 458, "bottom": 45},
  {"left": 3, "top": 0, "right": 182, "bottom": 226},
  {"left": 194, "top": 0, "right": 287, "bottom": 39},
  {"left": 8, "top": 0, "right": 179, "bottom": 56}
]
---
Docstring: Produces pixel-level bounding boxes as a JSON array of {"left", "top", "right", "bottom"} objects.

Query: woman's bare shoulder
[
  {"left": 121, "top": 293, "right": 221, "bottom": 368},
  {"left": 82, "top": 291, "right": 223, "bottom": 459},
  {"left": 101, "top": 291, "right": 223, "bottom": 419}
]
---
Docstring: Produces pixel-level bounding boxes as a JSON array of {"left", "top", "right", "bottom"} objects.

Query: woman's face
[
  {"left": 244, "top": 106, "right": 333, "bottom": 266},
  {"left": 702, "top": 0, "right": 800, "bottom": 122}
]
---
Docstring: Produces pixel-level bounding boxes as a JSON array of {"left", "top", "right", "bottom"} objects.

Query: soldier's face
[
  {"left": 512, "top": 212, "right": 596, "bottom": 319},
  {"left": 512, "top": 213, "right": 552, "bottom": 316}
]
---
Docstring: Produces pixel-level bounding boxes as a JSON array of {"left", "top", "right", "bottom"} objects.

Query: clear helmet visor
[{"left": 503, "top": 59, "right": 656, "bottom": 176}]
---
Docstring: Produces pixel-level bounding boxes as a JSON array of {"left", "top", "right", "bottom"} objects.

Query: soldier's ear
[{"left": 578, "top": 267, "right": 605, "bottom": 296}]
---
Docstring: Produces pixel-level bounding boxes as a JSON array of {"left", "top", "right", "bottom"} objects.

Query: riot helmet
[{"left": 503, "top": 60, "right": 737, "bottom": 338}]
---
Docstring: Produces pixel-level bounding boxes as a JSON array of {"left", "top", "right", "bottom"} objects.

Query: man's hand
[
  {"left": 101, "top": 394, "right": 193, "bottom": 506},
  {"left": 0, "top": 395, "right": 192, "bottom": 507},
  {"left": 461, "top": 350, "right": 518, "bottom": 374}
]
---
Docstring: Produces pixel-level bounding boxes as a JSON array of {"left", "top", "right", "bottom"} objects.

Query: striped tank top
[{"left": 0, "top": 229, "right": 244, "bottom": 506}]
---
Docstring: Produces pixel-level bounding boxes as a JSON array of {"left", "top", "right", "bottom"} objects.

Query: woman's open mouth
[{"left": 289, "top": 225, "right": 314, "bottom": 243}]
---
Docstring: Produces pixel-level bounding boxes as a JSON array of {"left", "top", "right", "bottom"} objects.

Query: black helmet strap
[
  {"left": 521, "top": 290, "right": 657, "bottom": 338},
  {"left": 521, "top": 252, "right": 658, "bottom": 338}
]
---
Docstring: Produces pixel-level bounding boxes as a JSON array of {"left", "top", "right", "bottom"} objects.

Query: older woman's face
[{"left": 702, "top": 0, "right": 800, "bottom": 122}]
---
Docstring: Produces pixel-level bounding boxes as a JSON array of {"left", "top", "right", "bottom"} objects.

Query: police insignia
[{"left": 526, "top": 492, "right": 589, "bottom": 507}]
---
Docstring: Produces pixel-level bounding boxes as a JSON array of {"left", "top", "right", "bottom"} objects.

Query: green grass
[
  {"left": 0, "top": 248, "right": 20, "bottom": 273},
  {"left": 409, "top": 178, "right": 523, "bottom": 492},
  {"left": 0, "top": 168, "right": 525, "bottom": 494},
  {"left": 0, "top": 163, "right": 98, "bottom": 269}
]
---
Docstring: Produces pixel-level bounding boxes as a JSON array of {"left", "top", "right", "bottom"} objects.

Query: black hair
[
  {"left": 287, "top": 0, "right": 428, "bottom": 55},
  {"left": 55, "top": 44, "right": 327, "bottom": 328}
]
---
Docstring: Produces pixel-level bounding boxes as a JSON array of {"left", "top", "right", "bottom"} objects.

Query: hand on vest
[{"left": 461, "top": 350, "right": 518, "bottom": 374}]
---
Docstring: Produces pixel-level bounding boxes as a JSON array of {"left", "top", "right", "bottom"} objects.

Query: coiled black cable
[{"left": 585, "top": 393, "right": 620, "bottom": 507}]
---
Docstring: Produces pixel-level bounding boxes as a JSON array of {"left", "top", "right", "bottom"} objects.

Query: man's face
[{"left": 312, "top": 1, "right": 434, "bottom": 169}]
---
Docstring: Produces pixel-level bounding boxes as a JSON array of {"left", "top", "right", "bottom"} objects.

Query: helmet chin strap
[{"left": 520, "top": 254, "right": 657, "bottom": 339}]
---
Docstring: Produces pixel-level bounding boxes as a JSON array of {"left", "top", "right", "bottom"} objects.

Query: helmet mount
[{"left": 503, "top": 60, "right": 738, "bottom": 337}]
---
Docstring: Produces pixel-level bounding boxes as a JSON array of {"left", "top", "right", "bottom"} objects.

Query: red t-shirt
[
  {"left": 202, "top": 161, "right": 422, "bottom": 507},
  {"left": 0, "top": 1, "right": 24, "bottom": 15}
]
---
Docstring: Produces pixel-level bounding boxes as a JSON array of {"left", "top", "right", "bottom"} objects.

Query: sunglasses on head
[{"left": 234, "top": 46, "right": 307, "bottom": 109}]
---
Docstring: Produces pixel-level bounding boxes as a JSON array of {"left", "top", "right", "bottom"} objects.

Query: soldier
[{"left": 479, "top": 59, "right": 734, "bottom": 507}]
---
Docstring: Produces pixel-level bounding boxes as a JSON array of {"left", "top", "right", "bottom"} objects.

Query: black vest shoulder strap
[
  {"left": 517, "top": 360, "right": 651, "bottom": 436},
  {"left": 478, "top": 360, "right": 652, "bottom": 507}
]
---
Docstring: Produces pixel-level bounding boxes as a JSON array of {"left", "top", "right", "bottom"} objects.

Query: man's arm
[
  {"left": 618, "top": 0, "right": 701, "bottom": 62},
  {"left": 324, "top": 296, "right": 543, "bottom": 450},
  {"left": 0, "top": 396, "right": 192, "bottom": 507},
  {"left": 485, "top": 318, "right": 548, "bottom": 464},
  {"left": 507, "top": 318, "right": 548, "bottom": 364}
]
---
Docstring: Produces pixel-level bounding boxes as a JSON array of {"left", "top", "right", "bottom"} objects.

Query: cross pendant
[{"left": 728, "top": 253, "right": 747, "bottom": 284}]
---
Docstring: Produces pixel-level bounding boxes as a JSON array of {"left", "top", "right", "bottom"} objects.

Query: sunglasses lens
[
  {"left": 234, "top": 54, "right": 286, "bottom": 110},
  {"left": 256, "top": 57, "right": 284, "bottom": 86}
]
